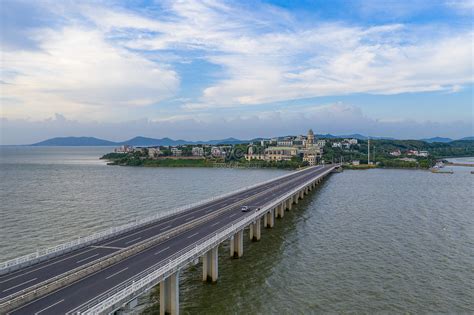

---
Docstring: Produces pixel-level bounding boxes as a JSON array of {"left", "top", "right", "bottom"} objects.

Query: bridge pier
[
  {"left": 299, "top": 190, "right": 304, "bottom": 199},
  {"left": 202, "top": 246, "right": 218, "bottom": 283},
  {"left": 287, "top": 197, "right": 293, "bottom": 210},
  {"left": 160, "top": 272, "right": 179, "bottom": 315},
  {"left": 230, "top": 230, "right": 244, "bottom": 258},
  {"left": 276, "top": 203, "right": 284, "bottom": 218},
  {"left": 252, "top": 218, "right": 261, "bottom": 241},
  {"left": 264, "top": 209, "right": 275, "bottom": 228},
  {"left": 294, "top": 193, "right": 299, "bottom": 204}
]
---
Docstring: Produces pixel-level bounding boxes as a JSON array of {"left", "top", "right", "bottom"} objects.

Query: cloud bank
[{"left": 1, "top": 104, "right": 471, "bottom": 145}]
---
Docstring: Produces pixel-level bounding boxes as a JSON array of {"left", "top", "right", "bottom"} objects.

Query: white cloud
[
  {"left": 445, "top": 0, "right": 474, "bottom": 11},
  {"left": 1, "top": 26, "right": 178, "bottom": 120},
  {"left": 71, "top": 1, "right": 473, "bottom": 109}
]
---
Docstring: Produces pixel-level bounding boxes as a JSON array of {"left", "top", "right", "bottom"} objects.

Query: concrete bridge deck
[{"left": 0, "top": 165, "right": 338, "bottom": 314}]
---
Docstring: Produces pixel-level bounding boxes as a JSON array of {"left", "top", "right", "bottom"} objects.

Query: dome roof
[{"left": 308, "top": 129, "right": 314, "bottom": 135}]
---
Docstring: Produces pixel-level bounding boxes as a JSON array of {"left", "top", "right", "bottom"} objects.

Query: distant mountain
[
  {"left": 203, "top": 137, "right": 250, "bottom": 145},
  {"left": 30, "top": 134, "right": 473, "bottom": 146},
  {"left": 420, "top": 137, "right": 453, "bottom": 143},
  {"left": 32, "top": 137, "right": 117, "bottom": 146},
  {"left": 117, "top": 136, "right": 250, "bottom": 146},
  {"left": 316, "top": 133, "right": 394, "bottom": 140},
  {"left": 31, "top": 136, "right": 253, "bottom": 147},
  {"left": 117, "top": 136, "right": 189, "bottom": 147}
]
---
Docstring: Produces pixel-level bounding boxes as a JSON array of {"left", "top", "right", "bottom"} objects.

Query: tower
[{"left": 307, "top": 129, "right": 315, "bottom": 148}]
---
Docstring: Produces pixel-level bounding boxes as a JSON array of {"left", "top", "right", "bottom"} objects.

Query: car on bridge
[{"left": 241, "top": 205, "right": 250, "bottom": 212}]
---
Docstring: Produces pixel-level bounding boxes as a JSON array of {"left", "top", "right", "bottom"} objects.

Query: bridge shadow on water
[{"left": 140, "top": 178, "right": 332, "bottom": 315}]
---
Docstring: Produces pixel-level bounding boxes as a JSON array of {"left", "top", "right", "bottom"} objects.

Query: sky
[{"left": 0, "top": 0, "right": 473, "bottom": 144}]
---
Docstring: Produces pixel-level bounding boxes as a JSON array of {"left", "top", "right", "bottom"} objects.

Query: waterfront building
[
  {"left": 211, "top": 146, "right": 228, "bottom": 158},
  {"left": 390, "top": 150, "right": 401, "bottom": 156},
  {"left": 114, "top": 145, "right": 134, "bottom": 153},
  {"left": 171, "top": 147, "right": 182, "bottom": 156},
  {"left": 148, "top": 147, "right": 161, "bottom": 159},
  {"left": 264, "top": 147, "right": 298, "bottom": 161},
  {"left": 192, "top": 147, "right": 204, "bottom": 156}
]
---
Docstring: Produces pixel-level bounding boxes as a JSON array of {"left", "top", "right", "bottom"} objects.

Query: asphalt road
[{"left": 4, "top": 165, "right": 332, "bottom": 314}]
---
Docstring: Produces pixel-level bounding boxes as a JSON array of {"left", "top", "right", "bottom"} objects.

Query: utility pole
[
  {"left": 373, "top": 145, "right": 376, "bottom": 164},
  {"left": 367, "top": 137, "right": 370, "bottom": 165}
]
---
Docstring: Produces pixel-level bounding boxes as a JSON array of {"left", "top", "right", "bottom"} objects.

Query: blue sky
[{"left": 1, "top": 0, "right": 473, "bottom": 144}]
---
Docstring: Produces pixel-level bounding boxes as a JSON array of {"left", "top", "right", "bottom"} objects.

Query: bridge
[{"left": 0, "top": 165, "right": 339, "bottom": 314}]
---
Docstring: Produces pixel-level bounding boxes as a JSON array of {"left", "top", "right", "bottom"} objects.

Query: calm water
[{"left": 1, "top": 147, "right": 473, "bottom": 313}]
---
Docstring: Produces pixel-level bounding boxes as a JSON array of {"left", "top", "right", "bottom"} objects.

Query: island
[{"left": 101, "top": 130, "right": 474, "bottom": 170}]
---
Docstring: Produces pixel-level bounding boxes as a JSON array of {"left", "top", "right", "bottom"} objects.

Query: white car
[{"left": 241, "top": 206, "right": 250, "bottom": 212}]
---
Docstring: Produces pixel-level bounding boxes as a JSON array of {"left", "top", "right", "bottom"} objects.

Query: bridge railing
[
  {"left": 78, "top": 166, "right": 335, "bottom": 314},
  {"left": 0, "top": 166, "right": 316, "bottom": 275}
]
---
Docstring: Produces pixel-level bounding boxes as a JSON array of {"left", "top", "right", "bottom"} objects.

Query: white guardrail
[
  {"left": 76, "top": 166, "right": 336, "bottom": 314},
  {"left": 0, "top": 166, "right": 318, "bottom": 275}
]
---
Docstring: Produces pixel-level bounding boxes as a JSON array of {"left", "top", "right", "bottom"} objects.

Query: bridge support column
[
  {"left": 294, "top": 194, "right": 299, "bottom": 204},
  {"left": 299, "top": 190, "right": 304, "bottom": 199},
  {"left": 231, "top": 230, "right": 243, "bottom": 258},
  {"left": 252, "top": 218, "right": 261, "bottom": 241},
  {"left": 277, "top": 203, "right": 284, "bottom": 218},
  {"left": 287, "top": 198, "right": 292, "bottom": 210},
  {"left": 249, "top": 223, "right": 254, "bottom": 240},
  {"left": 265, "top": 209, "right": 275, "bottom": 228},
  {"left": 202, "top": 246, "right": 218, "bottom": 283},
  {"left": 160, "top": 272, "right": 179, "bottom": 315}
]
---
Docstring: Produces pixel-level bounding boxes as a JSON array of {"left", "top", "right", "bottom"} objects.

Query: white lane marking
[
  {"left": 161, "top": 225, "right": 172, "bottom": 230},
  {"left": 205, "top": 209, "right": 213, "bottom": 214},
  {"left": 125, "top": 237, "right": 141, "bottom": 245},
  {"left": 34, "top": 299, "right": 64, "bottom": 315},
  {"left": 187, "top": 232, "right": 199, "bottom": 239},
  {"left": 2, "top": 277, "right": 38, "bottom": 292},
  {"left": 0, "top": 248, "right": 96, "bottom": 284},
  {"left": 211, "top": 221, "right": 220, "bottom": 227},
  {"left": 91, "top": 245, "right": 123, "bottom": 250},
  {"left": 154, "top": 246, "right": 170, "bottom": 255},
  {"left": 229, "top": 213, "right": 237, "bottom": 218},
  {"left": 76, "top": 253, "right": 99, "bottom": 264},
  {"left": 105, "top": 267, "right": 129, "bottom": 280},
  {"left": 184, "top": 216, "right": 194, "bottom": 221}
]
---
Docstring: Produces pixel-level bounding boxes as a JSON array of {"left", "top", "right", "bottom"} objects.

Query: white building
[
  {"left": 345, "top": 138, "right": 358, "bottom": 145},
  {"left": 277, "top": 139, "right": 293, "bottom": 147},
  {"left": 171, "top": 147, "right": 182, "bottom": 156},
  {"left": 390, "top": 150, "right": 401, "bottom": 156},
  {"left": 317, "top": 139, "right": 326, "bottom": 147},
  {"left": 192, "top": 147, "right": 204, "bottom": 156},
  {"left": 332, "top": 142, "right": 342, "bottom": 148},
  {"left": 211, "top": 147, "right": 227, "bottom": 158},
  {"left": 148, "top": 147, "right": 161, "bottom": 159},
  {"left": 114, "top": 145, "right": 134, "bottom": 153}
]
